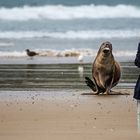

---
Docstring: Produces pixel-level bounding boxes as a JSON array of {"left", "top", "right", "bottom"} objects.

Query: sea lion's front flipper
[{"left": 85, "top": 77, "right": 99, "bottom": 94}]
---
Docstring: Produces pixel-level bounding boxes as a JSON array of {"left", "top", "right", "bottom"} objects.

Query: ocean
[{"left": 0, "top": 0, "right": 139, "bottom": 63}]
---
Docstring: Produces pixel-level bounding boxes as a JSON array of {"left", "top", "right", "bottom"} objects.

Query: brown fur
[{"left": 92, "top": 41, "right": 121, "bottom": 94}]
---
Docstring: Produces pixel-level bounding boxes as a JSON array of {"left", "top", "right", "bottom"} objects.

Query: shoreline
[
  {"left": 0, "top": 62, "right": 137, "bottom": 90},
  {"left": 0, "top": 56, "right": 135, "bottom": 64}
]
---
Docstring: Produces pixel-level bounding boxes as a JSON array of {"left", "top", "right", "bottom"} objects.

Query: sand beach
[
  {"left": 0, "top": 61, "right": 139, "bottom": 140},
  {"left": 0, "top": 89, "right": 140, "bottom": 140}
]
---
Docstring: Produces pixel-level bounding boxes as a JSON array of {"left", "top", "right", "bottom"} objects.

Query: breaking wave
[
  {"left": 0, "top": 42, "right": 14, "bottom": 47},
  {"left": 0, "top": 30, "right": 140, "bottom": 39},
  {"left": 0, "top": 4, "right": 140, "bottom": 21}
]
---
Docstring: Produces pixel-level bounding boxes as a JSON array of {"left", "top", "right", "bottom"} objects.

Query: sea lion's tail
[{"left": 85, "top": 77, "right": 97, "bottom": 92}]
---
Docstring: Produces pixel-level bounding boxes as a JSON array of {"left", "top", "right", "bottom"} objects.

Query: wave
[
  {"left": 0, "top": 4, "right": 140, "bottom": 21},
  {"left": 0, "top": 30, "right": 140, "bottom": 39},
  {"left": 0, "top": 42, "right": 14, "bottom": 47},
  {"left": 0, "top": 49, "right": 136, "bottom": 58}
]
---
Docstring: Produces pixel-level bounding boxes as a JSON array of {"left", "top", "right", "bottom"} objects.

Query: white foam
[
  {"left": 0, "top": 51, "right": 26, "bottom": 57},
  {"left": 0, "top": 4, "right": 140, "bottom": 21},
  {"left": 114, "top": 50, "right": 136, "bottom": 57},
  {"left": 0, "top": 30, "right": 140, "bottom": 39},
  {"left": 0, "top": 42, "right": 14, "bottom": 47},
  {"left": 0, "top": 49, "right": 136, "bottom": 58}
]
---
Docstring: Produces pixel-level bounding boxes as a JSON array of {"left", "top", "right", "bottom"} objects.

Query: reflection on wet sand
[
  {"left": 0, "top": 62, "right": 138, "bottom": 90},
  {"left": 78, "top": 65, "right": 84, "bottom": 78}
]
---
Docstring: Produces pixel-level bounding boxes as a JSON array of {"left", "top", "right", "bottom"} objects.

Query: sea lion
[
  {"left": 26, "top": 49, "right": 39, "bottom": 57},
  {"left": 85, "top": 41, "right": 121, "bottom": 95}
]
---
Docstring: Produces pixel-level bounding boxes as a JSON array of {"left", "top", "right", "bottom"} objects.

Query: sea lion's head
[{"left": 98, "top": 41, "right": 113, "bottom": 58}]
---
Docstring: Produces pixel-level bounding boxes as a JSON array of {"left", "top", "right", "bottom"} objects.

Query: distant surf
[
  {"left": 0, "top": 42, "right": 14, "bottom": 47},
  {"left": 0, "top": 29, "right": 140, "bottom": 39},
  {"left": 0, "top": 4, "right": 140, "bottom": 21}
]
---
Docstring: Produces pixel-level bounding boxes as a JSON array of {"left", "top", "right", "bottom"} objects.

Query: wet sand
[
  {"left": 0, "top": 63, "right": 138, "bottom": 90},
  {"left": 0, "top": 89, "right": 140, "bottom": 140}
]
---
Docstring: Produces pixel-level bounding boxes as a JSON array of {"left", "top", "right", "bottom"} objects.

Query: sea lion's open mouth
[
  {"left": 100, "top": 41, "right": 112, "bottom": 56},
  {"left": 103, "top": 48, "right": 110, "bottom": 54},
  {"left": 102, "top": 47, "right": 111, "bottom": 57}
]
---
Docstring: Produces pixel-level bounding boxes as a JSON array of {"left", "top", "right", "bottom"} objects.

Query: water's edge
[{"left": 0, "top": 62, "right": 138, "bottom": 91}]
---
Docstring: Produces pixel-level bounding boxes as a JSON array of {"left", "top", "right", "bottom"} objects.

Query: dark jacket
[{"left": 133, "top": 43, "right": 140, "bottom": 100}]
